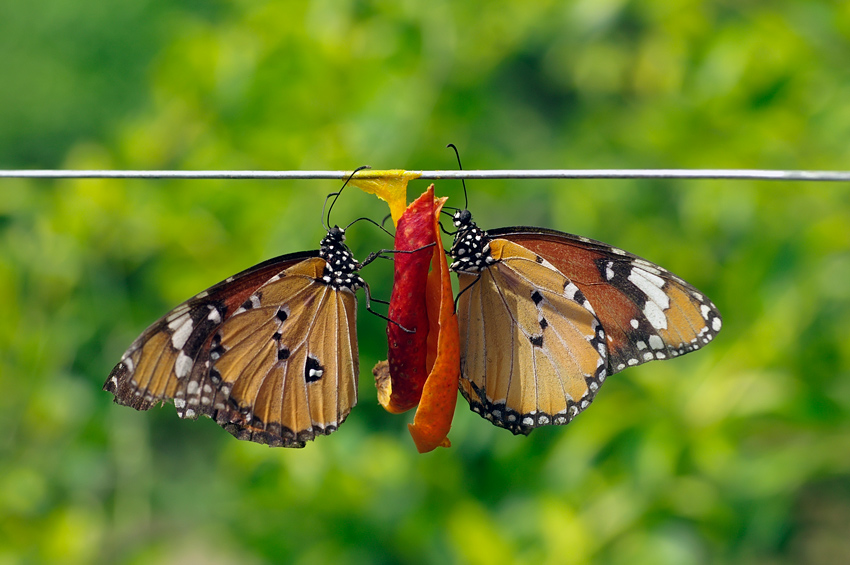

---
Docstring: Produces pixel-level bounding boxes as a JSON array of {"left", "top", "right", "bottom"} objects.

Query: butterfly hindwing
[
  {"left": 457, "top": 239, "right": 608, "bottom": 435},
  {"left": 208, "top": 257, "right": 359, "bottom": 447}
]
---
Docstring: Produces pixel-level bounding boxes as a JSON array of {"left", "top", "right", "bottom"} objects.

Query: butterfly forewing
[
  {"left": 457, "top": 239, "right": 608, "bottom": 435},
  {"left": 104, "top": 252, "right": 316, "bottom": 412},
  {"left": 493, "top": 227, "right": 723, "bottom": 374}
]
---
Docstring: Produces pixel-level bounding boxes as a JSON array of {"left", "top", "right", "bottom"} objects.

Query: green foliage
[{"left": 2, "top": 1, "right": 850, "bottom": 563}]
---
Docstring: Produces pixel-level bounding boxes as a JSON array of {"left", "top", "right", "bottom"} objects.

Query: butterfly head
[
  {"left": 452, "top": 209, "right": 473, "bottom": 229},
  {"left": 319, "top": 226, "right": 365, "bottom": 291},
  {"left": 449, "top": 209, "right": 495, "bottom": 274}
]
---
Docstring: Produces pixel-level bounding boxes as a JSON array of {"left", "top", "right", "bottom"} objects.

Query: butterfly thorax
[
  {"left": 318, "top": 226, "right": 365, "bottom": 291},
  {"left": 449, "top": 210, "right": 497, "bottom": 274}
]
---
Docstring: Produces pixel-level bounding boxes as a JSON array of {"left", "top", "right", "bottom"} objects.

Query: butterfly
[
  {"left": 448, "top": 209, "right": 723, "bottom": 436},
  {"left": 105, "top": 176, "right": 379, "bottom": 448}
]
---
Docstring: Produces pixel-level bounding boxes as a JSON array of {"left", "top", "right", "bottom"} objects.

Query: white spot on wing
[
  {"left": 175, "top": 351, "right": 193, "bottom": 378},
  {"left": 643, "top": 301, "right": 668, "bottom": 331},
  {"left": 207, "top": 305, "right": 221, "bottom": 323},
  {"left": 629, "top": 267, "right": 670, "bottom": 311},
  {"left": 169, "top": 313, "right": 193, "bottom": 349},
  {"left": 712, "top": 317, "right": 722, "bottom": 331},
  {"left": 649, "top": 335, "right": 664, "bottom": 350}
]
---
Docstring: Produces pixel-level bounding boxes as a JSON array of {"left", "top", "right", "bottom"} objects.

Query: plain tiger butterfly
[
  {"left": 449, "top": 212, "right": 722, "bottom": 435},
  {"left": 441, "top": 146, "right": 722, "bottom": 436},
  {"left": 105, "top": 171, "right": 383, "bottom": 448}
]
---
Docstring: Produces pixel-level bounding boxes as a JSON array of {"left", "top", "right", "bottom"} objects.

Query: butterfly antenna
[
  {"left": 324, "top": 165, "right": 371, "bottom": 229},
  {"left": 438, "top": 220, "right": 455, "bottom": 237},
  {"left": 446, "top": 143, "right": 468, "bottom": 210},
  {"left": 346, "top": 215, "right": 394, "bottom": 239}
]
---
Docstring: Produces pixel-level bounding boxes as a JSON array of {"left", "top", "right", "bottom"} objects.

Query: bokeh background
[{"left": 2, "top": 1, "right": 850, "bottom": 563}]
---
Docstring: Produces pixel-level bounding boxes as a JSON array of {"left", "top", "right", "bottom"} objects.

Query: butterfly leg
[
  {"left": 454, "top": 271, "right": 482, "bottom": 312},
  {"left": 359, "top": 242, "right": 437, "bottom": 269}
]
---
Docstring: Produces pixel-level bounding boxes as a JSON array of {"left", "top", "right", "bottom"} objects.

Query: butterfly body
[
  {"left": 449, "top": 211, "right": 722, "bottom": 435},
  {"left": 105, "top": 227, "right": 364, "bottom": 448}
]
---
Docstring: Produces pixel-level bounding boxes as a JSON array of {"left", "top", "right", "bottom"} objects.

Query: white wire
[{"left": 0, "top": 169, "right": 849, "bottom": 181}]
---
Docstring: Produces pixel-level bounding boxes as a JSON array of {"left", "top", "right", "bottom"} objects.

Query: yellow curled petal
[{"left": 349, "top": 169, "right": 421, "bottom": 226}]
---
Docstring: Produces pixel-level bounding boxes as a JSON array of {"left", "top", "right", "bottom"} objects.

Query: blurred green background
[{"left": 2, "top": 1, "right": 850, "bottom": 563}]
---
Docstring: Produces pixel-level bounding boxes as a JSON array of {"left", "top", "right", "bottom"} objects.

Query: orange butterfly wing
[
  {"left": 105, "top": 233, "right": 363, "bottom": 448},
  {"left": 208, "top": 258, "right": 358, "bottom": 446},
  {"left": 456, "top": 240, "right": 608, "bottom": 434},
  {"left": 105, "top": 251, "right": 316, "bottom": 412},
  {"left": 492, "top": 227, "right": 722, "bottom": 373},
  {"left": 451, "top": 216, "right": 722, "bottom": 436}
]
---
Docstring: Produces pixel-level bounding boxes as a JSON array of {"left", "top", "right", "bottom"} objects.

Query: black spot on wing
[
  {"left": 531, "top": 290, "right": 543, "bottom": 305},
  {"left": 305, "top": 355, "right": 324, "bottom": 382}
]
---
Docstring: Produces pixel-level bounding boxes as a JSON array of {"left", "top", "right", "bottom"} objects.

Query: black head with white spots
[
  {"left": 318, "top": 226, "right": 365, "bottom": 291},
  {"left": 449, "top": 209, "right": 496, "bottom": 274}
]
